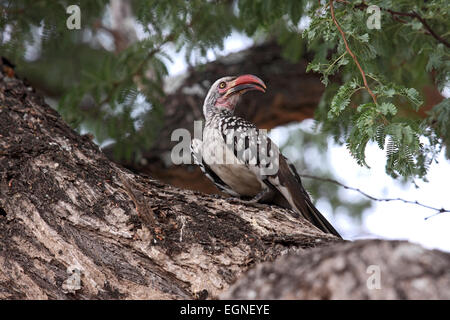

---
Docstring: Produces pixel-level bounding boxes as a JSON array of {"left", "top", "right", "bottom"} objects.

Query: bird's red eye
[{"left": 218, "top": 82, "right": 226, "bottom": 89}]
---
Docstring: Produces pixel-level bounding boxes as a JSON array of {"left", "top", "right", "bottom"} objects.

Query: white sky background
[{"left": 164, "top": 32, "right": 450, "bottom": 253}]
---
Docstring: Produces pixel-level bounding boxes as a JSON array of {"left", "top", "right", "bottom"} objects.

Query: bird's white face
[{"left": 203, "top": 74, "right": 266, "bottom": 117}]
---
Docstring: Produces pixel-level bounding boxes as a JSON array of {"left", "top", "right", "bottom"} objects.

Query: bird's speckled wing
[{"left": 191, "top": 138, "right": 240, "bottom": 196}]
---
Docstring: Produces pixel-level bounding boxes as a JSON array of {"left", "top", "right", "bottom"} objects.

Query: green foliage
[
  {"left": 428, "top": 98, "right": 450, "bottom": 158},
  {"left": 1, "top": 0, "right": 237, "bottom": 160},
  {"left": 1, "top": 0, "right": 449, "bottom": 180},
  {"left": 301, "top": 0, "right": 449, "bottom": 180},
  {"left": 328, "top": 79, "right": 360, "bottom": 118}
]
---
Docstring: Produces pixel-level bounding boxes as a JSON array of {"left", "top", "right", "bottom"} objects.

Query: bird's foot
[
  {"left": 248, "top": 189, "right": 275, "bottom": 203},
  {"left": 227, "top": 190, "right": 272, "bottom": 208}
]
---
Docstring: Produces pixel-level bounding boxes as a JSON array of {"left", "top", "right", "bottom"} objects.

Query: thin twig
[
  {"left": 329, "top": 0, "right": 378, "bottom": 104},
  {"left": 409, "top": 11, "right": 449, "bottom": 48},
  {"left": 381, "top": 8, "right": 449, "bottom": 48},
  {"left": 345, "top": 1, "right": 450, "bottom": 48},
  {"left": 299, "top": 173, "right": 449, "bottom": 218}
]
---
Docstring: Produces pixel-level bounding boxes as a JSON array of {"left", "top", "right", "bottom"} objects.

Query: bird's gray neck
[{"left": 204, "top": 107, "right": 233, "bottom": 124}]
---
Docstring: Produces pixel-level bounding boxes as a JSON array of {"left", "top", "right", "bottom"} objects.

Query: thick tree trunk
[
  {"left": 0, "top": 59, "right": 338, "bottom": 299},
  {"left": 222, "top": 239, "right": 450, "bottom": 299}
]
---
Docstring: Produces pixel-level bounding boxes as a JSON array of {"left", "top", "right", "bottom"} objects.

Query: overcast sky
[{"left": 165, "top": 32, "right": 450, "bottom": 252}]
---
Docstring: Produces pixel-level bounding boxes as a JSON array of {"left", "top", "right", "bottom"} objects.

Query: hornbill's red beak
[{"left": 225, "top": 74, "right": 266, "bottom": 97}]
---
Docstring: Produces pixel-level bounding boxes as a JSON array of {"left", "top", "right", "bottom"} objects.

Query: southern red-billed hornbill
[{"left": 192, "top": 75, "right": 341, "bottom": 238}]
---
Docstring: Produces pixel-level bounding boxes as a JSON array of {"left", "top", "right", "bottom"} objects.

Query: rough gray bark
[
  {"left": 222, "top": 239, "right": 450, "bottom": 299},
  {"left": 0, "top": 58, "right": 339, "bottom": 299}
]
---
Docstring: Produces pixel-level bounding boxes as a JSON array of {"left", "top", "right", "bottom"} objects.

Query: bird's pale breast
[{"left": 202, "top": 126, "right": 265, "bottom": 197}]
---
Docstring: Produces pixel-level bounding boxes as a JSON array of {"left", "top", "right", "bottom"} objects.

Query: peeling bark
[
  {"left": 0, "top": 59, "right": 339, "bottom": 300},
  {"left": 222, "top": 240, "right": 450, "bottom": 300}
]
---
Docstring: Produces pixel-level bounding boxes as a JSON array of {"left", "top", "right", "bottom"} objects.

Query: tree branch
[
  {"left": 223, "top": 239, "right": 450, "bottom": 299},
  {"left": 300, "top": 173, "right": 449, "bottom": 217},
  {"left": 329, "top": 0, "right": 378, "bottom": 104},
  {"left": 335, "top": 0, "right": 450, "bottom": 48},
  {"left": 408, "top": 11, "right": 450, "bottom": 48}
]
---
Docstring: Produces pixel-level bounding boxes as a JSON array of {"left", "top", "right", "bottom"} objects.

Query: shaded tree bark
[
  {"left": 0, "top": 59, "right": 339, "bottom": 299},
  {"left": 222, "top": 239, "right": 450, "bottom": 299}
]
